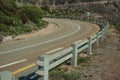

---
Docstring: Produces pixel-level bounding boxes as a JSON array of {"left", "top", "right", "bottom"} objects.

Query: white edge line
[
  {"left": 0, "top": 59, "right": 27, "bottom": 69},
  {"left": 0, "top": 21, "right": 80, "bottom": 54},
  {"left": 46, "top": 47, "right": 64, "bottom": 54}
]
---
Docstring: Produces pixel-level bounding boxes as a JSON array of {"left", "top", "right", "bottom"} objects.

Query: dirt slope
[{"left": 78, "top": 27, "right": 120, "bottom": 80}]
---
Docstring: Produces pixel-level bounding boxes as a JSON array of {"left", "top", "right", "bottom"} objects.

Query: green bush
[
  {"left": 78, "top": 57, "right": 91, "bottom": 64},
  {"left": 41, "top": 5, "right": 50, "bottom": 12},
  {"left": 0, "top": 0, "right": 48, "bottom": 37},
  {"left": 0, "top": 15, "right": 19, "bottom": 25},
  {"left": 0, "top": 11, "right": 6, "bottom": 16},
  {"left": 63, "top": 71, "right": 81, "bottom": 80},
  {"left": 50, "top": 70, "right": 64, "bottom": 80},
  {"left": 0, "top": 0, "right": 17, "bottom": 14},
  {"left": 50, "top": 70, "right": 81, "bottom": 80},
  {"left": 77, "top": 56, "right": 92, "bottom": 67},
  {"left": 21, "top": 6, "right": 44, "bottom": 23},
  {"left": 9, "top": 29, "right": 16, "bottom": 35},
  {"left": 15, "top": 26, "right": 24, "bottom": 35},
  {"left": 17, "top": 10, "right": 28, "bottom": 24},
  {"left": 115, "top": 24, "right": 120, "bottom": 32},
  {"left": 0, "top": 24, "right": 8, "bottom": 32},
  {"left": 0, "top": 0, "right": 20, "bottom": 26},
  {"left": 23, "top": 26, "right": 32, "bottom": 33},
  {"left": 41, "top": 5, "right": 51, "bottom": 15}
]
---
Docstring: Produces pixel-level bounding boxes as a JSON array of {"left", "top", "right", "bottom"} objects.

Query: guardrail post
[
  {"left": 43, "top": 55, "right": 49, "bottom": 80},
  {"left": 96, "top": 33, "right": 100, "bottom": 46},
  {"left": 101, "top": 28, "right": 105, "bottom": 42},
  {"left": 71, "top": 43, "right": 78, "bottom": 67},
  {"left": 0, "top": 71, "right": 15, "bottom": 80},
  {"left": 100, "top": 20, "right": 102, "bottom": 25},
  {"left": 104, "top": 24, "right": 107, "bottom": 35},
  {"left": 36, "top": 55, "right": 49, "bottom": 80},
  {"left": 105, "top": 22, "right": 109, "bottom": 35},
  {"left": 87, "top": 37, "right": 92, "bottom": 54}
]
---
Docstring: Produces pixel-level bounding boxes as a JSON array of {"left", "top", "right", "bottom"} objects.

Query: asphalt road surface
[{"left": 0, "top": 18, "right": 99, "bottom": 77}]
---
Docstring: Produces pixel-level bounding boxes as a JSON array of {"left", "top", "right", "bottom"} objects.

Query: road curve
[{"left": 0, "top": 18, "right": 99, "bottom": 76}]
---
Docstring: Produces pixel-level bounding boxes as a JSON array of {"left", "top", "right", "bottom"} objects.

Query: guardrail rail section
[{"left": 36, "top": 19, "right": 109, "bottom": 80}]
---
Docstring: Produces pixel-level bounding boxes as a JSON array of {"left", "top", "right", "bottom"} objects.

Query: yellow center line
[{"left": 12, "top": 63, "right": 36, "bottom": 75}]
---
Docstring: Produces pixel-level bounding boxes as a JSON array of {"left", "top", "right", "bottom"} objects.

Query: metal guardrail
[
  {"left": 35, "top": 19, "right": 109, "bottom": 80},
  {"left": 0, "top": 18, "right": 109, "bottom": 80}
]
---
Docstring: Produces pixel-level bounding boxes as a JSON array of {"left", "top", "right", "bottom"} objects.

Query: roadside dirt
[{"left": 77, "top": 27, "right": 120, "bottom": 80}]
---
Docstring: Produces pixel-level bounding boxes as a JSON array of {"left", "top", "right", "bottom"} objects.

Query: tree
[{"left": 21, "top": 6, "right": 44, "bottom": 23}]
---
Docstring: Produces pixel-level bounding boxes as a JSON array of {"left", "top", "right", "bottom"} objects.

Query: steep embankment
[{"left": 0, "top": 0, "right": 48, "bottom": 42}]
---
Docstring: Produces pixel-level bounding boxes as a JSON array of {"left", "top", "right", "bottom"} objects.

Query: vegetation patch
[
  {"left": 63, "top": 71, "right": 81, "bottom": 80},
  {"left": 20, "top": 6, "right": 43, "bottom": 24},
  {"left": 78, "top": 56, "right": 92, "bottom": 67},
  {"left": 50, "top": 70, "right": 64, "bottom": 80},
  {"left": 50, "top": 69, "right": 81, "bottom": 80},
  {"left": 115, "top": 24, "right": 120, "bottom": 33},
  {"left": 0, "top": 0, "right": 48, "bottom": 37}
]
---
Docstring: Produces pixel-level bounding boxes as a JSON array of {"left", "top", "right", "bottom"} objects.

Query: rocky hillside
[{"left": 42, "top": 0, "right": 120, "bottom": 27}]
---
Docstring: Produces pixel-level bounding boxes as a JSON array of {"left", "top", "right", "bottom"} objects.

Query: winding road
[{"left": 0, "top": 18, "right": 99, "bottom": 77}]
